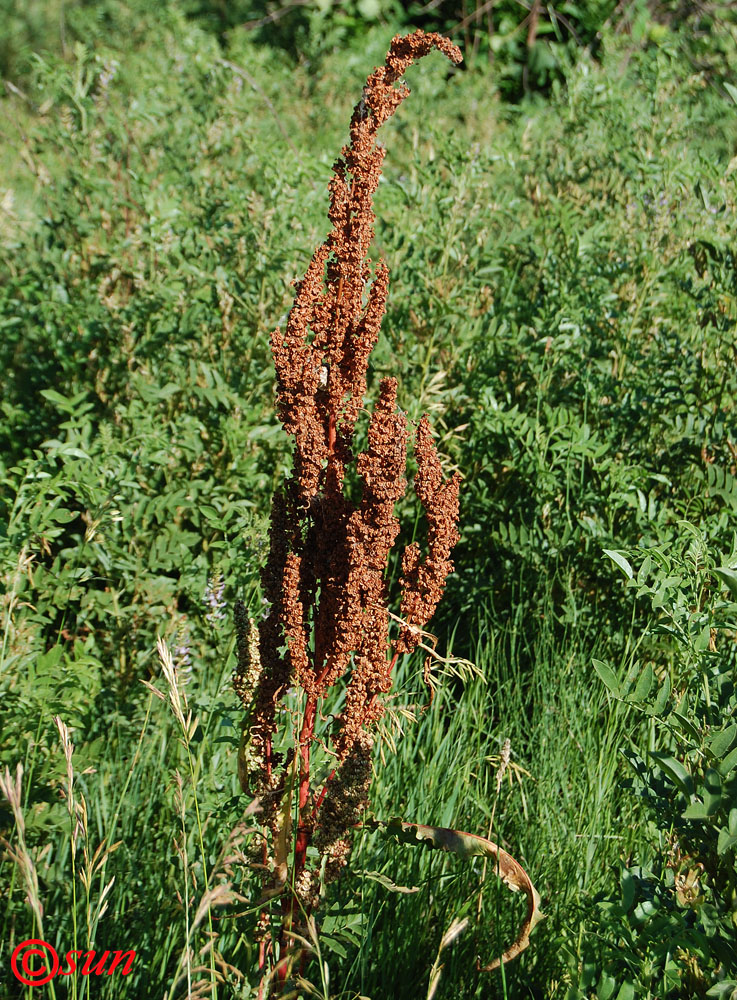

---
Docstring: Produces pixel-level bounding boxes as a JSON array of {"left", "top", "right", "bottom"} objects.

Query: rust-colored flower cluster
[{"left": 233, "top": 28, "right": 462, "bottom": 973}]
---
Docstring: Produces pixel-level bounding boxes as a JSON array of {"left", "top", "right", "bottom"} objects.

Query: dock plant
[{"left": 232, "top": 29, "right": 540, "bottom": 992}]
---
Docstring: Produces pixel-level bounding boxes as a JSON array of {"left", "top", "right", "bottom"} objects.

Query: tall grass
[{"left": 333, "top": 600, "right": 644, "bottom": 999}]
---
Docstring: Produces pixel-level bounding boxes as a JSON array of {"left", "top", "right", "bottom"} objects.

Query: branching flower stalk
[{"left": 234, "top": 30, "right": 463, "bottom": 988}]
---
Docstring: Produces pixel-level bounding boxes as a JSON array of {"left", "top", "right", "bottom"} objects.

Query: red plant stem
[
  {"left": 273, "top": 697, "right": 318, "bottom": 993},
  {"left": 297, "top": 699, "right": 316, "bottom": 823},
  {"left": 328, "top": 406, "right": 336, "bottom": 453},
  {"left": 272, "top": 953, "right": 291, "bottom": 994},
  {"left": 288, "top": 700, "right": 318, "bottom": 896},
  {"left": 258, "top": 937, "right": 273, "bottom": 999}
]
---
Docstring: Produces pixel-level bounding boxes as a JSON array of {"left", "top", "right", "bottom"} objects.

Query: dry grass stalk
[
  {"left": 233, "top": 28, "right": 463, "bottom": 989},
  {"left": 0, "top": 763, "right": 45, "bottom": 934}
]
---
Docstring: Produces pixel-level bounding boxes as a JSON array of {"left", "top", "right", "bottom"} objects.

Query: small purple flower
[
  {"left": 173, "top": 639, "right": 192, "bottom": 676},
  {"left": 204, "top": 573, "right": 227, "bottom": 625}
]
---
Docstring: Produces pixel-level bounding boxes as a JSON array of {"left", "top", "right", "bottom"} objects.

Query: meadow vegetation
[{"left": 1, "top": 1, "right": 737, "bottom": 997}]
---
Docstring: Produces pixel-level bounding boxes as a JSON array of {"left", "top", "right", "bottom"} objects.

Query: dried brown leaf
[{"left": 370, "top": 818, "right": 543, "bottom": 970}]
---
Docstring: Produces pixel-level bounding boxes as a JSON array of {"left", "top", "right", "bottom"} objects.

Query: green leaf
[
  {"left": 694, "top": 623, "right": 713, "bottom": 651},
  {"left": 40, "top": 388, "right": 74, "bottom": 406},
  {"left": 636, "top": 554, "right": 653, "bottom": 586},
  {"left": 44, "top": 444, "right": 91, "bottom": 460},
  {"left": 598, "top": 972, "right": 617, "bottom": 1000},
  {"left": 648, "top": 752, "right": 693, "bottom": 794},
  {"left": 320, "top": 935, "right": 348, "bottom": 959},
  {"left": 712, "top": 566, "right": 737, "bottom": 600},
  {"left": 708, "top": 722, "right": 737, "bottom": 760},
  {"left": 683, "top": 801, "right": 711, "bottom": 820},
  {"left": 593, "top": 659, "right": 620, "bottom": 697},
  {"left": 38, "top": 646, "right": 63, "bottom": 670},
  {"left": 49, "top": 508, "right": 77, "bottom": 524},
  {"left": 603, "top": 549, "right": 633, "bottom": 580},
  {"left": 703, "top": 767, "right": 722, "bottom": 814},
  {"left": 39, "top": 388, "right": 88, "bottom": 413},
  {"left": 706, "top": 982, "right": 737, "bottom": 999},
  {"left": 620, "top": 868, "right": 636, "bottom": 911},
  {"left": 719, "top": 745, "right": 737, "bottom": 775},
  {"left": 633, "top": 663, "right": 654, "bottom": 702},
  {"left": 615, "top": 982, "right": 635, "bottom": 1000},
  {"left": 651, "top": 673, "right": 671, "bottom": 716},
  {"left": 672, "top": 712, "right": 700, "bottom": 743},
  {"left": 717, "top": 829, "right": 737, "bottom": 855}
]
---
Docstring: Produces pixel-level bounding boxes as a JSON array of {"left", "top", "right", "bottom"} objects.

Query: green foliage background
[{"left": 1, "top": 1, "right": 737, "bottom": 998}]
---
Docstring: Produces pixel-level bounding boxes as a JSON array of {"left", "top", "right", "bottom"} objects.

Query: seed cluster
[{"left": 237, "top": 28, "right": 462, "bottom": 933}]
